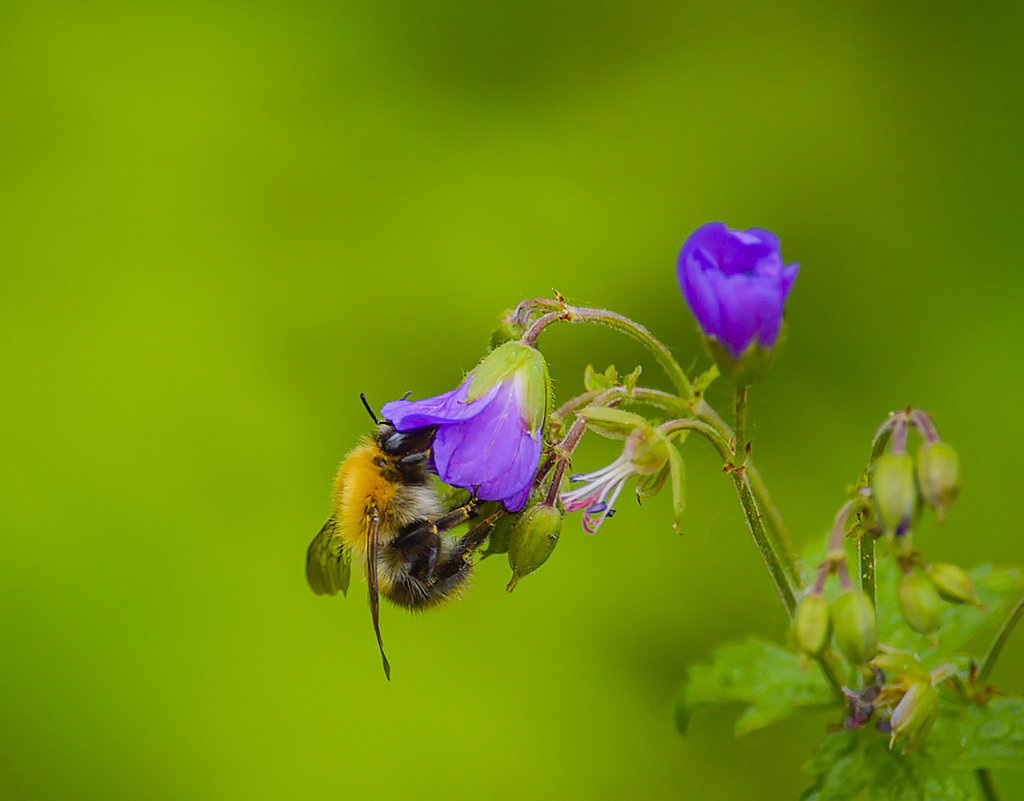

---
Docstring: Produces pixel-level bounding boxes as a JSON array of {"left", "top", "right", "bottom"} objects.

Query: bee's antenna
[{"left": 359, "top": 393, "right": 380, "bottom": 425}]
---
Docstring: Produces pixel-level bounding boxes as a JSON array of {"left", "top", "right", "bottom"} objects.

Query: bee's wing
[
  {"left": 306, "top": 516, "right": 352, "bottom": 596},
  {"left": 366, "top": 506, "right": 392, "bottom": 680}
]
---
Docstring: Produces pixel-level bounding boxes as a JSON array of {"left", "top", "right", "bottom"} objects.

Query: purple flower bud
[
  {"left": 380, "top": 344, "right": 548, "bottom": 513},
  {"left": 677, "top": 222, "right": 799, "bottom": 360}
]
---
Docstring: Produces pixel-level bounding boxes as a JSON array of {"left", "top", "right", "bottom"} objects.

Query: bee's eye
[
  {"left": 380, "top": 426, "right": 436, "bottom": 457},
  {"left": 382, "top": 430, "right": 406, "bottom": 454}
]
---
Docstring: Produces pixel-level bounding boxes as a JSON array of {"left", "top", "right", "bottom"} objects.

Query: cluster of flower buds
[
  {"left": 868, "top": 409, "right": 961, "bottom": 543},
  {"left": 896, "top": 560, "right": 981, "bottom": 634},
  {"left": 794, "top": 499, "right": 878, "bottom": 665},
  {"left": 795, "top": 586, "right": 878, "bottom": 665}
]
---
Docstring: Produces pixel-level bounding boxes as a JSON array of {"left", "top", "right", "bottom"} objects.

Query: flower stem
[
  {"left": 976, "top": 769, "right": 1000, "bottom": 801},
  {"left": 733, "top": 386, "right": 749, "bottom": 469},
  {"left": 660, "top": 419, "right": 796, "bottom": 615},
  {"left": 519, "top": 311, "right": 561, "bottom": 348},
  {"left": 731, "top": 471, "right": 797, "bottom": 615},
  {"left": 975, "top": 599, "right": 1024, "bottom": 688},
  {"left": 693, "top": 400, "right": 800, "bottom": 587},
  {"left": 858, "top": 530, "right": 876, "bottom": 611},
  {"left": 513, "top": 298, "right": 693, "bottom": 400}
]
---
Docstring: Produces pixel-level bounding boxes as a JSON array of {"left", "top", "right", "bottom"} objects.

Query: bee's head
[{"left": 376, "top": 423, "right": 436, "bottom": 459}]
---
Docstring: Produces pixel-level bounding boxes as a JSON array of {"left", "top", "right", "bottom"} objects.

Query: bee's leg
[
  {"left": 431, "top": 511, "right": 502, "bottom": 582},
  {"left": 389, "top": 500, "right": 479, "bottom": 552},
  {"left": 384, "top": 508, "right": 499, "bottom": 608}
]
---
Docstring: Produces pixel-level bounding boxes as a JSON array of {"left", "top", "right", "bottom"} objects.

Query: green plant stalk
[
  {"left": 661, "top": 419, "right": 796, "bottom": 616},
  {"left": 524, "top": 302, "right": 840, "bottom": 690},
  {"left": 514, "top": 298, "right": 693, "bottom": 400},
  {"left": 733, "top": 386, "right": 749, "bottom": 470},
  {"left": 858, "top": 531, "right": 876, "bottom": 611},
  {"left": 692, "top": 400, "right": 799, "bottom": 586},
  {"left": 517, "top": 304, "right": 797, "bottom": 583},
  {"left": 975, "top": 599, "right": 1024, "bottom": 688},
  {"left": 976, "top": 768, "right": 999, "bottom": 801}
]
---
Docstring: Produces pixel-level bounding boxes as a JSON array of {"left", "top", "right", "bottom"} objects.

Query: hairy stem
[
  {"left": 733, "top": 386, "right": 749, "bottom": 470},
  {"left": 514, "top": 298, "right": 693, "bottom": 400},
  {"left": 859, "top": 531, "right": 876, "bottom": 611},
  {"left": 660, "top": 419, "right": 796, "bottom": 615},
  {"left": 693, "top": 400, "right": 799, "bottom": 586},
  {"left": 976, "top": 599, "right": 1024, "bottom": 688}
]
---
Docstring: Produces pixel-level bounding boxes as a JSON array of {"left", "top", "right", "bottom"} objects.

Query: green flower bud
[
  {"left": 871, "top": 452, "right": 917, "bottom": 536},
  {"left": 889, "top": 680, "right": 940, "bottom": 754},
  {"left": 576, "top": 406, "right": 649, "bottom": 439},
  {"left": 926, "top": 563, "right": 980, "bottom": 606},
  {"left": 507, "top": 504, "right": 562, "bottom": 591},
  {"left": 832, "top": 590, "right": 877, "bottom": 664},
  {"left": 793, "top": 594, "right": 831, "bottom": 656},
  {"left": 916, "top": 441, "right": 960, "bottom": 522},
  {"left": 898, "top": 574, "right": 945, "bottom": 634},
  {"left": 624, "top": 426, "right": 670, "bottom": 476}
]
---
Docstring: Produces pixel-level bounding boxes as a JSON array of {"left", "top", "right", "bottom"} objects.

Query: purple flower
[
  {"left": 380, "top": 343, "right": 548, "bottom": 513},
  {"left": 677, "top": 222, "right": 799, "bottom": 360}
]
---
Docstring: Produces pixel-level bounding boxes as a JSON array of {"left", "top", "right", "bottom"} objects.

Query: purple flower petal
[
  {"left": 432, "top": 379, "right": 540, "bottom": 509},
  {"left": 380, "top": 363, "right": 546, "bottom": 512},
  {"left": 381, "top": 379, "right": 495, "bottom": 430},
  {"left": 677, "top": 221, "right": 798, "bottom": 358}
]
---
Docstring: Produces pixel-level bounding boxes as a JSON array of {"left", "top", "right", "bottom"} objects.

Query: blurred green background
[{"left": 2, "top": 1, "right": 1022, "bottom": 798}]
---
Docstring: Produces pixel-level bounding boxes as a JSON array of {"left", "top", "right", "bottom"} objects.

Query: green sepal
[
  {"left": 868, "top": 651, "right": 930, "bottom": 682},
  {"left": 488, "top": 309, "right": 527, "bottom": 349},
  {"left": 667, "top": 442, "right": 686, "bottom": 534},
  {"left": 575, "top": 406, "right": 648, "bottom": 439},
  {"left": 701, "top": 323, "right": 786, "bottom": 387},
  {"left": 521, "top": 348, "right": 550, "bottom": 436},
  {"left": 467, "top": 341, "right": 531, "bottom": 400},
  {"left": 889, "top": 681, "right": 940, "bottom": 754},
  {"left": 635, "top": 456, "right": 670, "bottom": 500},
  {"left": 480, "top": 509, "right": 518, "bottom": 558},
  {"left": 467, "top": 341, "right": 549, "bottom": 436}
]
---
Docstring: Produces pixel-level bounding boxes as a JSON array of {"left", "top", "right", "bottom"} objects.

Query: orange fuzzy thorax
[{"left": 332, "top": 441, "right": 398, "bottom": 559}]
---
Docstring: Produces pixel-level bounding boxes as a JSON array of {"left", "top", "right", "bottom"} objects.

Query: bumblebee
[{"left": 306, "top": 398, "right": 500, "bottom": 679}]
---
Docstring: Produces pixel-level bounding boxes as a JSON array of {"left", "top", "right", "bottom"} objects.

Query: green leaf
[
  {"left": 802, "top": 730, "right": 977, "bottom": 801},
  {"left": 929, "top": 698, "right": 1024, "bottom": 770},
  {"left": 876, "top": 563, "right": 1023, "bottom": 656},
  {"left": 674, "top": 636, "right": 834, "bottom": 736},
  {"left": 801, "top": 731, "right": 873, "bottom": 801},
  {"left": 621, "top": 365, "right": 642, "bottom": 393},
  {"left": 692, "top": 362, "right": 719, "bottom": 397},
  {"left": 583, "top": 363, "right": 617, "bottom": 392}
]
